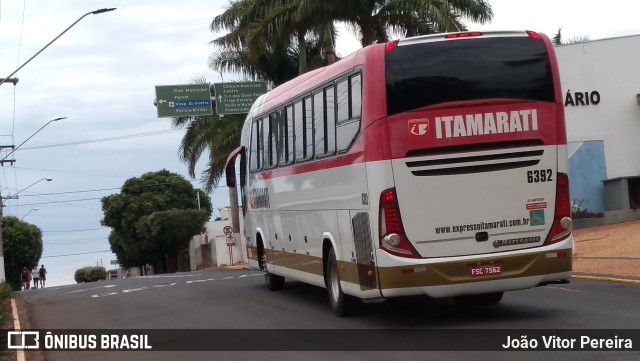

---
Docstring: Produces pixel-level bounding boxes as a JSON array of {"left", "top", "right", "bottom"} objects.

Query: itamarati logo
[{"left": 408, "top": 118, "right": 429, "bottom": 136}]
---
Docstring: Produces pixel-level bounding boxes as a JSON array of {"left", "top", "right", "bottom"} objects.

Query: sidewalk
[{"left": 572, "top": 219, "right": 640, "bottom": 283}]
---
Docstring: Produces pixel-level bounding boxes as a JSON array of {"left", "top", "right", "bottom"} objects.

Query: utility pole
[
  {"left": 0, "top": 197, "right": 4, "bottom": 283},
  {"left": 0, "top": 78, "right": 19, "bottom": 85},
  {"left": 0, "top": 194, "right": 18, "bottom": 282},
  {"left": 0, "top": 146, "right": 16, "bottom": 166}
]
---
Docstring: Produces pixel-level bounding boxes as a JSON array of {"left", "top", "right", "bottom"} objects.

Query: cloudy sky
[{"left": 1, "top": 0, "right": 639, "bottom": 287}]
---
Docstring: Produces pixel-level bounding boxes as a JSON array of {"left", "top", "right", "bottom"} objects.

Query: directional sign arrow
[
  {"left": 158, "top": 99, "right": 167, "bottom": 104},
  {"left": 218, "top": 95, "right": 223, "bottom": 103}
]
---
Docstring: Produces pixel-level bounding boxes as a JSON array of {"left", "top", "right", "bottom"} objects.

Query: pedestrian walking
[
  {"left": 32, "top": 267, "right": 40, "bottom": 289},
  {"left": 39, "top": 265, "right": 47, "bottom": 288},
  {"left": 20, "top": 267, "right": 30, "bottom": 290}
]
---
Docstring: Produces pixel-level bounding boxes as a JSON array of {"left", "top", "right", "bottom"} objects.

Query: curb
[
  {"left": 11, "top": 298, "right": 26, "bottom": 361},
  {"left": 573, "top": 274, "right": 640, "bottom": 285}
]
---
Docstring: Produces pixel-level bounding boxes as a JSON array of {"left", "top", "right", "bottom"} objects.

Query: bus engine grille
[
  {"left": 406, "top": 149, "right": 543, "bottom": 176},
  {"left": 352, "top": 212, "right": 377, "bottom": 291}
]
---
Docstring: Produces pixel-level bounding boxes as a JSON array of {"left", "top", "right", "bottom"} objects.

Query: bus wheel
[
  {"left": 326, "top": 248, "right": 355, "bottom": 317},
  {"left": 258, "top": 241, "right": 284, "bottom": 290},
  {"left": 454, "top": 292, "right": 504, "bottom": 305}
]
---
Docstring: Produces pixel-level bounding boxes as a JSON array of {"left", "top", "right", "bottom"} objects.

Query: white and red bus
[{"left": 225, "top": 30, "right": 573, "bottom": 316}]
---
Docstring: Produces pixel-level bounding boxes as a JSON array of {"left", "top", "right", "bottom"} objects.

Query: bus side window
[
  {"left": 262, "top": 116, "right": 272, "bottom": 168},
  {"left": 336, "top": 80, "right": 349, "bottom": 123},
  {"left": 270, "top": 112, "right": 279, "bottom": 166},
  {"left": 294, "top": 100, "right": 304, "bottom": 161},
  {"left": 304, "top": 96, "right": 314, "bottom": 160},
  {"left": 285, "top": 105, "right": 294, "bottom": 164},
  {"left": 350, "top": 73, "right": 362, "bottom": 119},
  {"left": 336, "top": 73, "right": 361, "bottom": 152},
  {"left": 250, "top": 118, "right": 261, "bottom": 171},
  {"left": 325, "top": 85, "right": 336, "bottom": 155},
  {"left": 313, "top": 91, "right": 325, "bottom": 156}
]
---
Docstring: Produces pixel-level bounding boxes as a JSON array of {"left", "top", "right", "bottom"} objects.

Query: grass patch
[{"left": 0, "top": 283, "right": 15, "bottom": 361}]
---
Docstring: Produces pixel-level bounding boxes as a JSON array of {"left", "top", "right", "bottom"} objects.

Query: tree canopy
[
  {"left": 182, "top": 1, "right": 494, "bottom": 193},
  {"left": 100, "top": 170, "right": 212, "bottom": 270},
  {"left": 2, "top": 216, "right": 43, "bottom": 290}
]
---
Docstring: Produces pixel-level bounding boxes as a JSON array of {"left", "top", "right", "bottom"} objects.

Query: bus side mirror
[{"left": 225, "top": 146, "right": 245, "bottom": 188}]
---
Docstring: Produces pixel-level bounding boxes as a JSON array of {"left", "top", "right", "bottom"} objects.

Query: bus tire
[
  {"left": 326, "top": 248, "right": 356, "bottom": 317},
  {"left": 258, "top": 240, "right": 284, "bottom": 291},
  {"left": 454, "top": 292, "right": 504, "bottom": 305}
]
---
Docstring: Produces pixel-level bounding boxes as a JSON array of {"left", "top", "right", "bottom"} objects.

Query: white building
[
  {"left": 556, "top": 34, "right": 640, "bottom": 226},
  {"left": 188, "top": 207, "right": 247, "bottom": 270}
]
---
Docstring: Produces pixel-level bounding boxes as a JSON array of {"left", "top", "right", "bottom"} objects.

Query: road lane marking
[
  {"left": 142, "top": 274, "right": 201, "bottom": 278},
  {"left": 573, "top": 275, "right": 640, "bottom": 285},
  {"left": 238, "top": 274, "right": 262, "bottom": 278},
  {"left": 88, "top": 273, "right": 263, "bottom": 297},
  {"left": 67, "top": 284, "right": 117, "bottom": 294},
  {"left": 546, "top": 286, "right": 586, "bottom": 293},
  {"left": 122, "top": 287, "right": 149, "bottom": 293}
]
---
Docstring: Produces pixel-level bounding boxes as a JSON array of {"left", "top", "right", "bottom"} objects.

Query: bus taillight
[
  {"left": 526, "top": 31, "right": 543, "bottom": 40},
  {"left": 385, "top": 40, "right": 399, "bottom": 53},
  {"left": 379, "top": 188, "right": 420, "bottom": 258},
  {"left": 445, "top": 32, "right": 482, "bottom": 39},
  {"left": 544, "top": 173, "right": 572, "bottom": 245}
]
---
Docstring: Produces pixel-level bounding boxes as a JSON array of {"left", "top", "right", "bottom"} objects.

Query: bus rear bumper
[
  {"left": 380, "top": 271, "right": 571, "bottom": 298},
  {"left": 376, "top": 245, "right": 573, "bottom": 299}
]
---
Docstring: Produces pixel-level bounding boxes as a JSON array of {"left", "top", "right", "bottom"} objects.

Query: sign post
[
  {"left": 213, "top": 82, "right": 267, "bottom": 115},
  {"left": 155, "top": 84, "right": 213, "bottom": 118}
]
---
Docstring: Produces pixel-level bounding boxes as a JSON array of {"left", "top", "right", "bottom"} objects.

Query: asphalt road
[{"left": 14, "top": 268, "right": 640, "bottom": 361}]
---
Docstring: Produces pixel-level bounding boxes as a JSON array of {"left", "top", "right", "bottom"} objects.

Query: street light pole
[
  {"left": 0, "top": 177, "right": 53, "bottom": 282},
  {"left": 20, "top": 208, "right": 39, "bottom": 221},
  {"left": 1, "top": 117, "right": 66, "bottom": 165},
  {"left": 0, "top": 8, "right": 116, "bottom": 88}
]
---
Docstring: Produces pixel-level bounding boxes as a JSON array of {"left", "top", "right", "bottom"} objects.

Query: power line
[
  {"left": 41, "top": 250, "right": 112, "bottom": 258},
  {"left": 42, "top": 228, "right": 109, "bottom": 233},
  {"left": 16, "top": 180, "right": 231, "bottom": 198},
  {"left": 18, "top": 129, "right": 182, "bottom": 151},
  {"left": 2, "top": 197, "right": 103, "bottom": 207}
]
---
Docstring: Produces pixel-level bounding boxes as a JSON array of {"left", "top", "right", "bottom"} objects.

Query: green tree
[
  {"left": 100, "top": 170, "right": 212, "bottom": 272},
  {"left": 2, "top": 216, "right": 43, "bottom": 290},
  {"left": 298, "top": 0, "right": 493, "bottom": 47},
  {"left": 209, "top": 0, "right": 337, "bottom": 87},
  {"left": 210, "top": 0, "right": 335, "bottom": 77},
  {"left": 552, "top": 27, "right": 590, "bottom": 45}
]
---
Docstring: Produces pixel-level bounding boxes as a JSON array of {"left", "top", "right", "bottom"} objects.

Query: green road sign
[
  {"left": 155, "top": 84, "right": 213, "bottom": 118},
  {"left": 213, "top": 82, "right": 268, "bottom": 115}
]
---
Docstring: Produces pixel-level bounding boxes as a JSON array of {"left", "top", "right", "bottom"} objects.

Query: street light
[
  {"left": 1, "top": 117, "right": 66, "bottom": 165},
  {"left": 0, "top": 8, "right": 117, "bottom": 88},
  {"left": 5, "top": 177, "right": 54, "bottom": 200},
  {"left": 20, "top": 208, "right": 39, "bottom": 221},
  {"left": 0, "top": 177, "right": 53, "bottom": 283}
]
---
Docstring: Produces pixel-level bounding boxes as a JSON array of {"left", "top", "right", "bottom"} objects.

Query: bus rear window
[{"left": 385, "top": 37, "right": 554, "bottom": 115}]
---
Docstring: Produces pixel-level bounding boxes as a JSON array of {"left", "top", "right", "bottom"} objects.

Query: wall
[
  {"left": 557, "top": 35, "right": 640, "bottom": 179},
  {"left": 567, "top": 140, "right": 606, "bottom": 216},
  {"left": 556, "top": 35, "right": 640, "bottom": 224},
  {"left": 188, "top": 207, "right": 247, "bottom": 270}
]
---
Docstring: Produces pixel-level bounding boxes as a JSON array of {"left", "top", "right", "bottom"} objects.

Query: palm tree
[
  {"left": 298, "top": 0, "right": 494, "bottom": 47},
  {"left": 171, "top": 77, "right": 246, "bottom": 192},
  {"left": 552, "top": 27, "right": 590, "bottom": 45},
  {"left": 210, "top": 0, "right": 337, "bottom": 76}
]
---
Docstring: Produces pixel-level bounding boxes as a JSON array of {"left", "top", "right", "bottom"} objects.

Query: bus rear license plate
[{"left": 469, "top": 263, "right": 503, "bottom": 277}]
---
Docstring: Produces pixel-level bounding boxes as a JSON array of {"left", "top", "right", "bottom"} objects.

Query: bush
[
  {"left": 74, "top": 266, "right": 107, "bottom": 283},
  {"left": 0, "top": 283, "right": 12, "bottom": 302}
]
